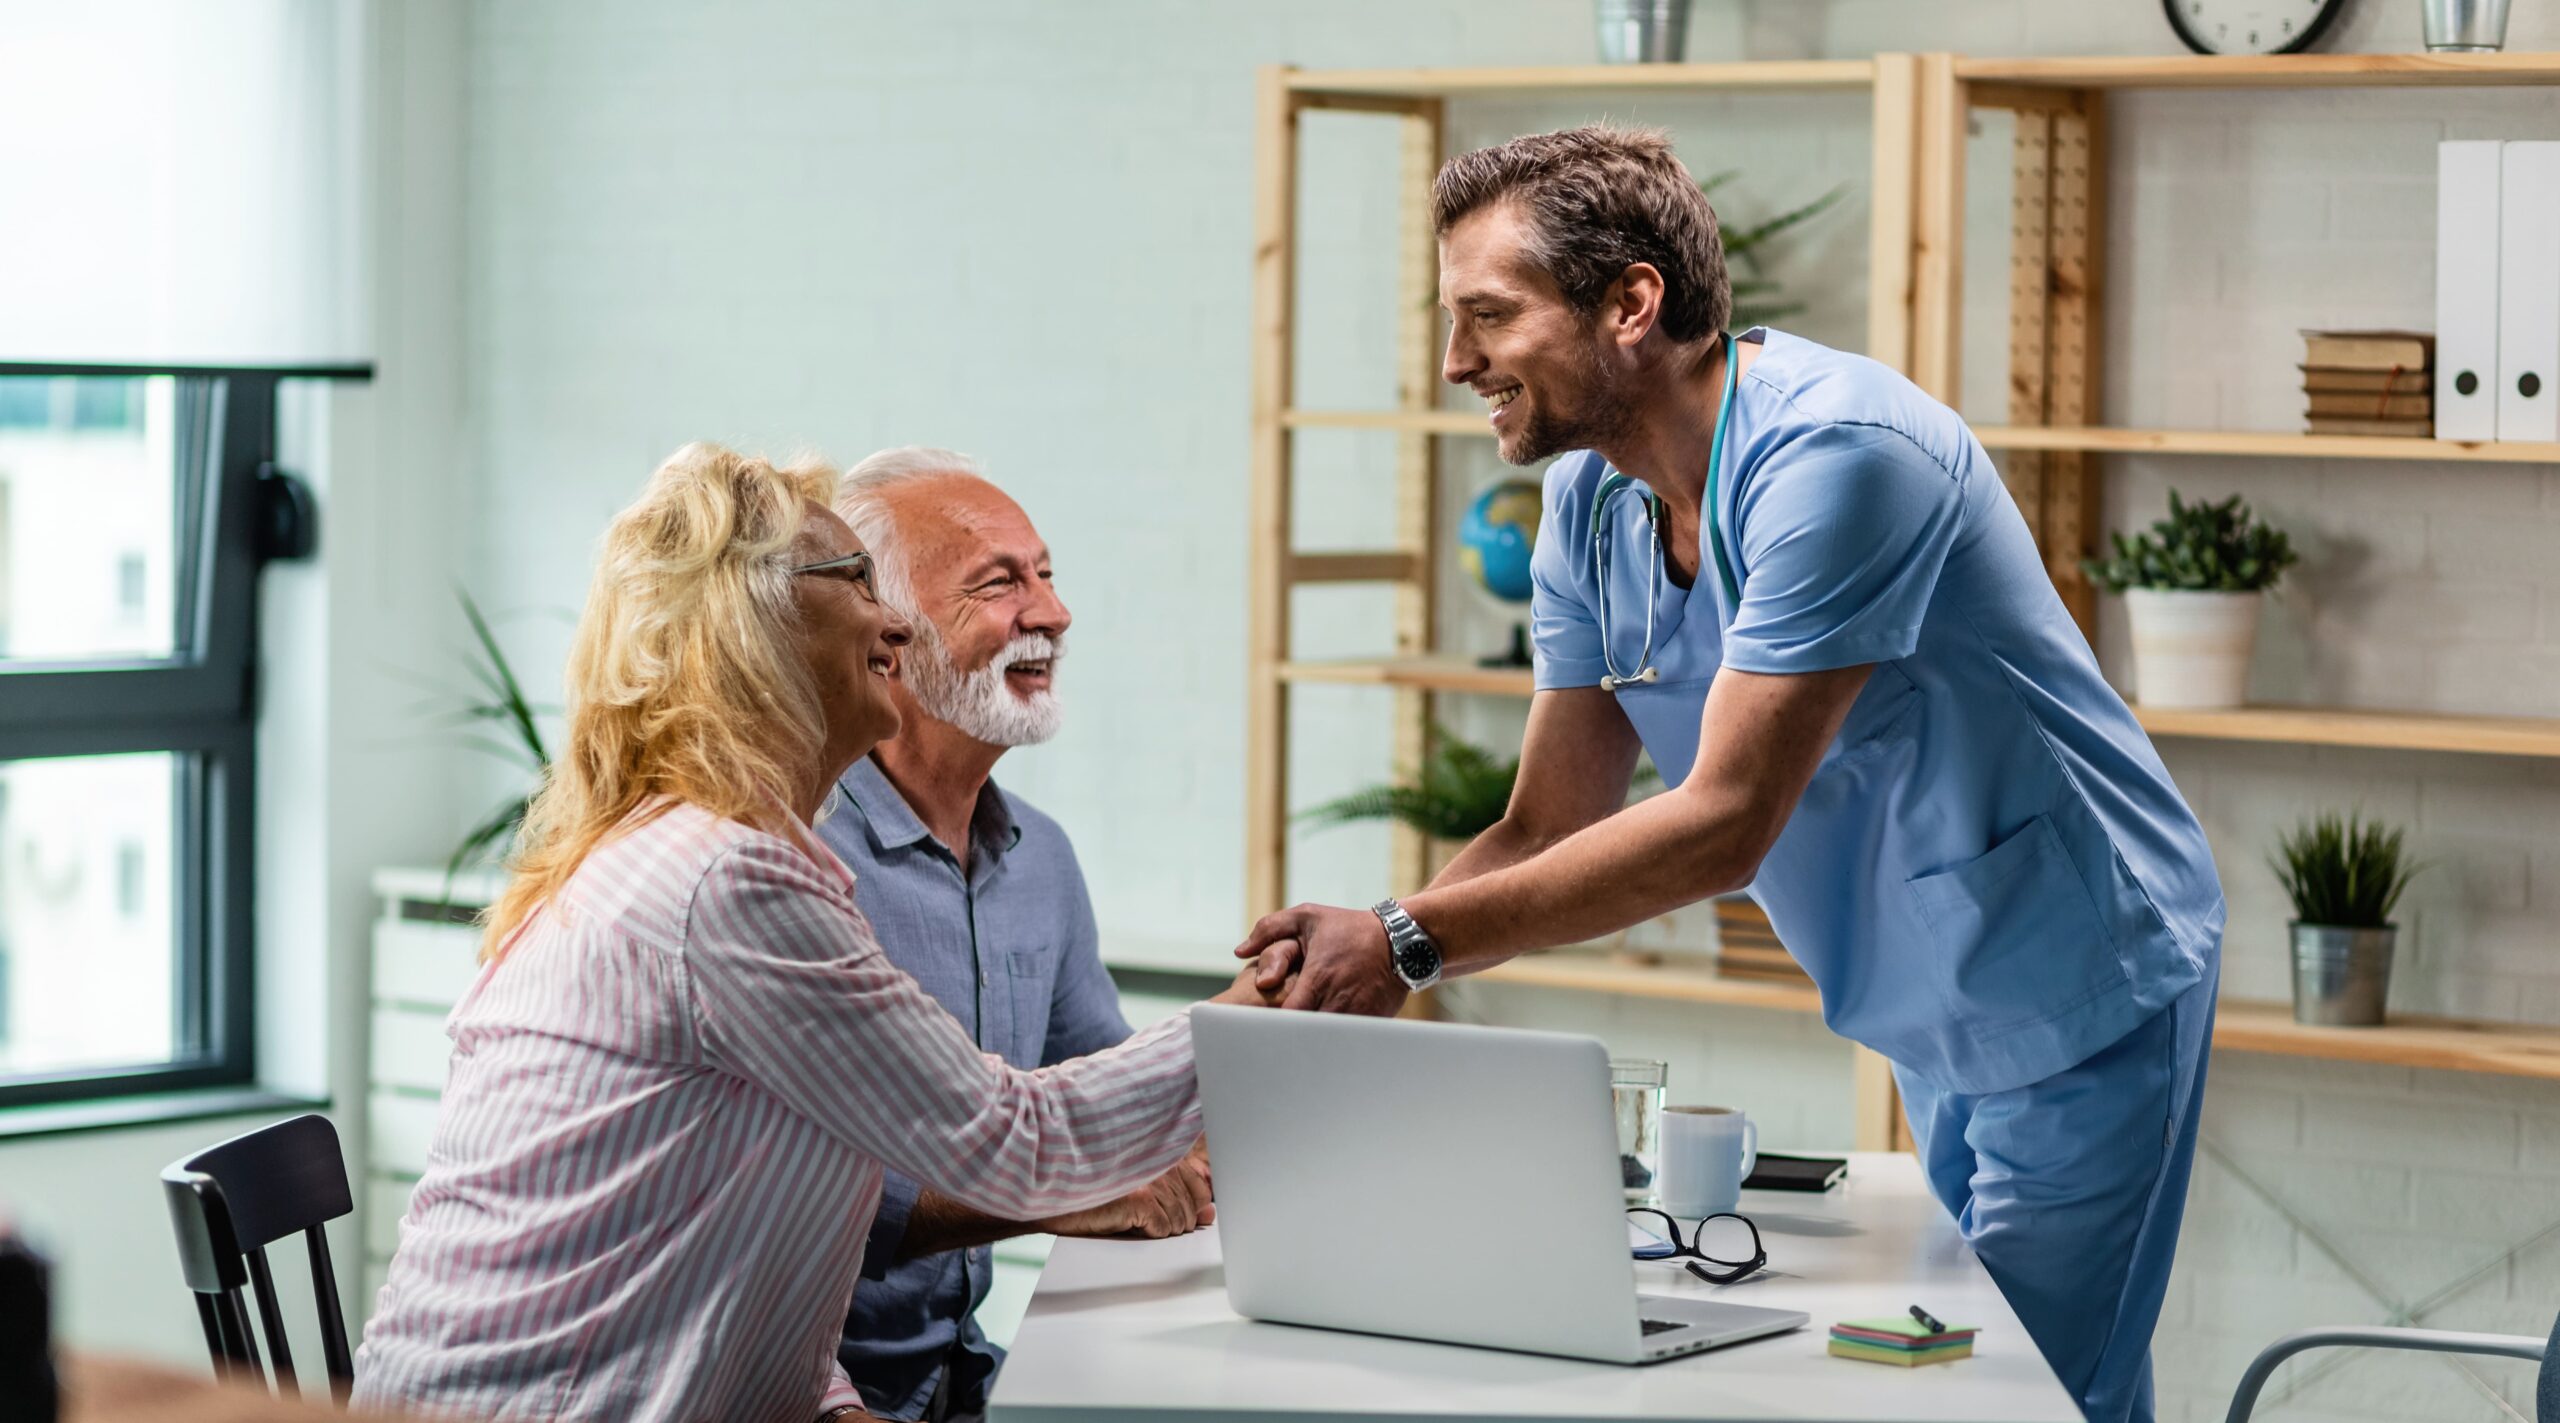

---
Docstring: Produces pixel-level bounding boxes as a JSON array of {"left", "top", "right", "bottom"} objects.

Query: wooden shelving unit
[
  {"left": 1246, "top": 53, "right": 2560, "bottom": 1153},
  {"left": 1250, "top": 59, "right": 1928, "bottom": 1149}
]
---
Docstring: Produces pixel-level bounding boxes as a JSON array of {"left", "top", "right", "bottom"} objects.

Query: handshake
[{"left": 1209, "top": 900, "right": 1415, "bottom": 1019}]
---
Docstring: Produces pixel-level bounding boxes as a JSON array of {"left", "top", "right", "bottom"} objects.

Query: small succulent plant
[
  {"left": 2083, "top": 490, "right": 2300, "bottom": 595},
  {"left": 2269, "top": 811, "right": 2425, "bottom": 929}
]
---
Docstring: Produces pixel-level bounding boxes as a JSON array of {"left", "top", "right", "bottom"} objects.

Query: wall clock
[{"left": 2163, "top": 0, "right": 2346, "bottom": 54}]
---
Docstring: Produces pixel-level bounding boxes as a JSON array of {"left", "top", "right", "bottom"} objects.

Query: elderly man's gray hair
[{"left": 834, "top": 445, "right": 983, "bottom": 617}]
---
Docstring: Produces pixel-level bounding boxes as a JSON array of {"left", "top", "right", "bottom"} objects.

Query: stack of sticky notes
[{"left": 1827, "top": 1316, "right": 1977, "bottom": 1366}]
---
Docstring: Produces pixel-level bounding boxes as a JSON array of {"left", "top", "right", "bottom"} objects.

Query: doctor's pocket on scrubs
[{"left": 1904, "top": 814, "right": 2126, "bottom": 1038}]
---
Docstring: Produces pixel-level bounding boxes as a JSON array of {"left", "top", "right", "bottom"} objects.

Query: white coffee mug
[{"left": 1657, "top": 1105, "right": 1758, "bottom": 1217}]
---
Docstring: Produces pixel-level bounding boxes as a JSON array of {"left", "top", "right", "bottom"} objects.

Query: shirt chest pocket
[{"left": 1003, "top": 949, "right": 1061, "bottom": 1065}]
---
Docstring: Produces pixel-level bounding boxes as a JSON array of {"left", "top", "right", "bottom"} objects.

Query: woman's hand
[
  {"left": 1209, "top": 959, "right": 1295, "bottom": 1008},
  {"left": 1041, "top": 1139, "right": 1215, "bottom": 1238}
]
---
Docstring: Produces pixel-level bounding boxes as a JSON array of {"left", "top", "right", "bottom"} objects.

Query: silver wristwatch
[{"left": 1370, "top": 897, "right": 1444, "bottom": 992}]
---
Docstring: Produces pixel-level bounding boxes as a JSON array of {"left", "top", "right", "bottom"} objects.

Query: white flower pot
[{"left": 2124, "top": 588, "right": 2262, "bottom": 710}]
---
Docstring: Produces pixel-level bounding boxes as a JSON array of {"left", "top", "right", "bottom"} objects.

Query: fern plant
[
  {"left": 1300, "top": 725, "right": 1660, "bottom": 841},
  {"left": 1705, "top": 171, "right": 1848, "bottom": 329},
  {"left": 2083, "top": 490, "right": 2300, "bottom": 595},
  {"left": 441, "top": 591, "right": 552, "bottom": 882},
  {"left": 1300, "top": 723, "right": 1519, "bottom": 842},
  {"left": 2269, "top": 811, "right": 2425, "bottom": 928}
]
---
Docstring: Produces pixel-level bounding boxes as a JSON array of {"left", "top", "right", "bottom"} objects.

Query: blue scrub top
[{"left": 1529, "top": 329, "right": 2223, "bottom": 1095}]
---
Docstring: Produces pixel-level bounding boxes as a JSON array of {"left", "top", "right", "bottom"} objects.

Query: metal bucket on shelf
[
  {"left": 2422, "top": 0, "right": 2511, "bottom": 51},
  {"left": 1595, "top": 0, "right": 1690, "bottom": 63},
  {"left": 2290, "top": 923, "right": 2396, "bottom": 1027}
]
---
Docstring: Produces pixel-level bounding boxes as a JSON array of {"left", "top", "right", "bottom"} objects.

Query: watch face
[
  {"left": 2162, "top": 0, "right": 2344, "bottom": 55},
  {"left": 1393, "top": 939, "right": 1437, "bottom": 983}
]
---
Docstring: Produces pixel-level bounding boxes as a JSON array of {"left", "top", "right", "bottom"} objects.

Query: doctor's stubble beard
[
  {"left": 1501, "top": 328, "right": 1640, "bottom": 467},
  {"left": 900, "top": 622, "right": 1067, "bottom": 747}
]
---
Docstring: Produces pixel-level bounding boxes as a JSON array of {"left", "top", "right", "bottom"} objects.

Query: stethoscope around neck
[{"left": 1589, "top": 332, "right": 1743, "bottom": 692}]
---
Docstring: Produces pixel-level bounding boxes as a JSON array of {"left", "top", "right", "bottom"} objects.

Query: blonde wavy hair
[{"left": 482, "top": 441, "right": 840, "bottom": 960}]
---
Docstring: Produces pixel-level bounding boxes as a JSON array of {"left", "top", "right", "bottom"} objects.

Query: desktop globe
[{"left": 1458, "top": 477, "right": 1542, "bottom": 604}]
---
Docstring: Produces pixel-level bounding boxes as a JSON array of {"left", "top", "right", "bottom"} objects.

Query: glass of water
[{"left": 1609, "top": 1058, "right": 1669, "bottom": 1205}]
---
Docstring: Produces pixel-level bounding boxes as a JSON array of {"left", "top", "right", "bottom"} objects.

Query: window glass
[
  {"left": 0, "top": 751, "right": 178, "bottom": 1077},
  {"left": 0, "top": 376, "right": 181, "bottom": 663}
]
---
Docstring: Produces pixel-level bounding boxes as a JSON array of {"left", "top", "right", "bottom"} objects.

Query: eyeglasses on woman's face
[{"left": 789, "top": 549, "right": 879, "bottom": 602}]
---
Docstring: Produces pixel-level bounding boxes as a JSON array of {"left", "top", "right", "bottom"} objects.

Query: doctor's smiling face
[{"left": 1441, "top": 200, "right": 1639, "bottom": 467}]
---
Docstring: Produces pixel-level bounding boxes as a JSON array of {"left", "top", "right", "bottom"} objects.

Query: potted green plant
[
  {"left": 432, "top": 590, "right": 553, "bottom": 890},
  {"left": 2082, "top": 490, "right": 2299, "bottom": 710},
  {"left": 1299, "top": 724, "right": 1520, "bottom": 872},
  {"left": 1705, "top": 172, "right": 1848, "bottom": 331},
  {"left": 1300, "top": 726, "right": 1660, "bottom": 884},
  {"left": 2269, "top": 811, "right": 2425, "bottom": 1027}
]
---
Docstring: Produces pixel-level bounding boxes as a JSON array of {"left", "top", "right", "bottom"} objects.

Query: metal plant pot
[
  {"left": 1595, "top": 0, "right": 1691, "bottom": 63},
  {"left": 2290, "top": 923, "right": 2396, "bottom": 1026},
  {"left": 2422, "top": 0, "right": 2511, "bottom": 51}
]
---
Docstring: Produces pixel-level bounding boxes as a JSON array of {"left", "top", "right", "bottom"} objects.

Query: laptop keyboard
[{"left": 1640, "top": 1318, "right": 1686, "bottom": 1336}]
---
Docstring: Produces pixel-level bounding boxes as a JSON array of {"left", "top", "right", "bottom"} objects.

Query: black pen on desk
[{"left": 1909, "top": 1303, "right": 1946, "bottom": 1335}]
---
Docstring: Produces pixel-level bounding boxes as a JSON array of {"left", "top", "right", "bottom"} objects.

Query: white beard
[{"left": 903, "top": 627, "right": 1065, "bottom": 747}]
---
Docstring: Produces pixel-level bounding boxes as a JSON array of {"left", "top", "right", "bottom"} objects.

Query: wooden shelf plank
[
  {"left": 1283, "top": 661, "right": 2560, "bottom": 758},
  {"left": 1300, "top": 415, "right": 2560, "bottom": 463},
  {"left": 2136, "top": 704, "right": 2560, "bottom": 758},
  {"left": 1462, "top": 956, "right": 2560, "bottom": 1080},
  {"left": 1956, "top": 52, "right": 2560, "bottom": 90},
  {"left": 1286, "top": 551, "right": 1426, "bottom": 585},
  {"left": 1279, "top": 657, "right": 1534, "bottom": 697},
  {"left": 1285, "top": 407, "right": 1493, "bottom": 436},
  {"left": 2212, "top": 999, "right": 2560, "bottom": 1080},
  {"left": 1975, "top": 424, "right": 2560, "bottom": 462},
  {"left": 1466, "top": 951, "right": 1825, "bottom": 1015},
  {"left": 1289, "top": 61, "right": 1878, "bottom": 98}
]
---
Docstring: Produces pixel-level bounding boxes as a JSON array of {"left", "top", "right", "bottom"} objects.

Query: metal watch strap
[{"left": 1370, "top": 896, "right": 1444, "bottom": 991}]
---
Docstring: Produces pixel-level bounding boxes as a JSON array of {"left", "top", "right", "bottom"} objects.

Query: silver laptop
[{"left": 1192, "top": 1004, "right": 1808, "bottom": 1365}]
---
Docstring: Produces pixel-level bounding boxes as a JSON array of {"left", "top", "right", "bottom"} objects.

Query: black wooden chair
[{"left": 161, "top": 1113, "right": 356, "bottom": 1400}]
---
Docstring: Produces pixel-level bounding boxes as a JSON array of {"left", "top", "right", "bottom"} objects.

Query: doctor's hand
[{"left": 1234, "top": 903, "right": 1408, "bottom": 1017}]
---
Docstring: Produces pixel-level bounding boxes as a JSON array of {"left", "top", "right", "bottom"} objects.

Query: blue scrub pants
[{"left": 1893, "top": 968, "right": 2218, "bottom": 1423}]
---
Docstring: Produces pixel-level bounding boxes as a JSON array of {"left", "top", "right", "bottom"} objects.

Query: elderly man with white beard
[{"left": 816, "top": 447, "right": 1205, "bottom": 1423}]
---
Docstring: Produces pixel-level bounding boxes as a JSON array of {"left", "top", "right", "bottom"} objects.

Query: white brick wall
[{"left": 455, "top": 4, "right": 2558, "bottom": 1419}]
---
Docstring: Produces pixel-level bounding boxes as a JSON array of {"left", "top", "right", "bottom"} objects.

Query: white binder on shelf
[
  {"left": 2436, "top": 141, "right": 2502, "bottom": 442},
  {"left": 2497, "top": 140, "right": 2560, "bottom": 443}
]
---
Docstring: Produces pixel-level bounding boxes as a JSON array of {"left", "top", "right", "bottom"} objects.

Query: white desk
[{"left": 990, "top": 1153, "right": 2078, "bottom": 1423}]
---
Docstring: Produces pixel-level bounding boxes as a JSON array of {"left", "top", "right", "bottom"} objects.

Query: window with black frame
[{"left": 0, "top": 363, "right": 344, "bottom": 1113}]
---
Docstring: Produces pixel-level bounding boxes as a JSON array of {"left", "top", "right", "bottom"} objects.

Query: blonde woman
[{"left": 354, "top": 444, "right": 1272, "bottom": 1423}]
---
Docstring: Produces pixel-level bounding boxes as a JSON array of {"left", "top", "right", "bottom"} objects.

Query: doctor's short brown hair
[{"left": 1432, "top": 125, "right": 1730, "bottom": 345}]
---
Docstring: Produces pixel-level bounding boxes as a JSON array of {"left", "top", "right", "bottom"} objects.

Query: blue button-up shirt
[
  {"left": 817, "top": 755, "right": 1131, "bottom": 1421},
  {"left": 1530, "top": 329, "right": 2222, "bottom": 1096}
]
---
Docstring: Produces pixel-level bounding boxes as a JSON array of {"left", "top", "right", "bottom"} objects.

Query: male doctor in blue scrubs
[{"left": 1238, "top": 126, "right": 2223, "bottom": 1423}]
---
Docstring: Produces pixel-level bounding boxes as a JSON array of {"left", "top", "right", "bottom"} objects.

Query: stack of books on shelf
[
  {"left": 1828, "top": 1316, "right": 1978, "bottom": 1367},
  {"left": 1713, "top": 898, "right": 1811, "bottom": 986},
  {"left": 2301, "top": 329, "right": 2433, "bottom": 437}
]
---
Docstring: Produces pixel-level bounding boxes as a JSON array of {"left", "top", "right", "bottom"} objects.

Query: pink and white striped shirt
[{"left": 352, "top": 799, "right": 1203, "bottom": 1423}]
